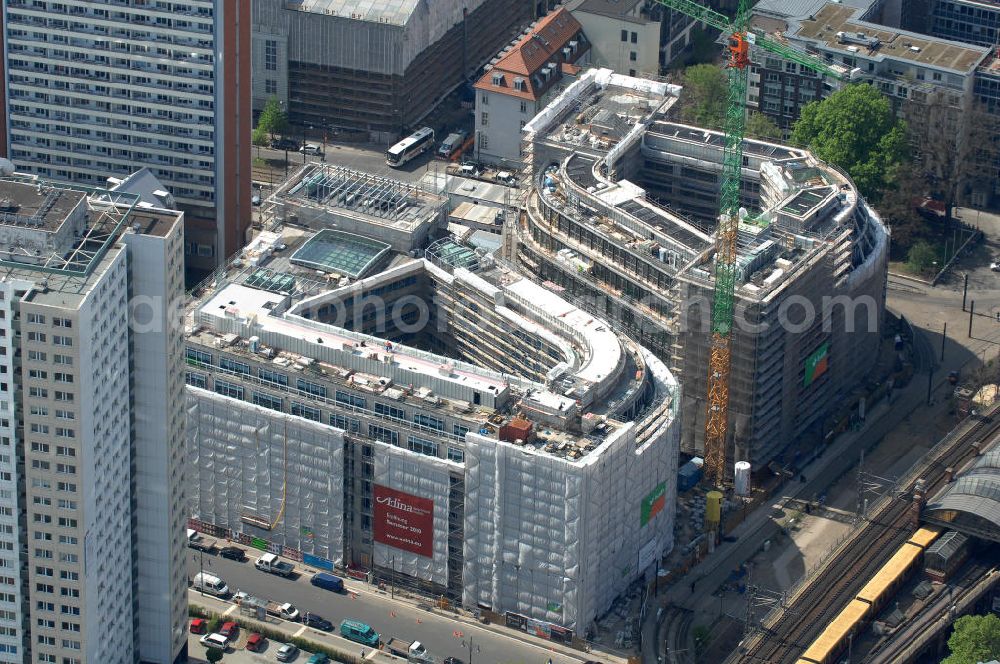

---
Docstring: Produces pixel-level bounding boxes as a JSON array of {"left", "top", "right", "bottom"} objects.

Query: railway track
[
  {"left": 865, "top": 558, "right": 999, "bottom": 664},
  {"left": 730, "top": 404, "right": 1000, "bottom": 664}
]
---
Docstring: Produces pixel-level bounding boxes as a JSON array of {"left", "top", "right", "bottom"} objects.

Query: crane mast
[{"left": 653, "top": 0, "right": 849, "bottom": 487}]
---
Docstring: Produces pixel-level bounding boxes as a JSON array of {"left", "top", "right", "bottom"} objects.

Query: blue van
[
  {"left": 340, "top": 620, "right": 380, "bottom": 647},
  {"left": 310, "top": 572, "right": 345, "bottom": 593}
]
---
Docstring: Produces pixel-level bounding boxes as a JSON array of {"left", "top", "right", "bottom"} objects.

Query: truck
[
  {"left": 385, "top": 638, "right": 433, "bottom": 663},
  {"left": 265, "top": 600, "right": 301, "bottom": 622},
  {"left": 255, "top": 552, "right": 295, "bottom": 577},
  {"left": 187, "top": 528, "right": 216, "bottom": 553}
]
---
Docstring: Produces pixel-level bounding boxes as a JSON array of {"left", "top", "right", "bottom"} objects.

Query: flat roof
[
  {"left": 289, "top": 229, "right": 391, "bottom": 279},
  {"left": 0, "top": 180, "right": 84, "bottom": 232},
  {"left": 793, "top": 3, "right": 989, "bottom": 72},
  {"left": 569, "top": 0, "right": 648, "bottom": 23},
  {"left": 199, "top": 282, "right": 508, "bottom": 394},
  {"left": 285, "top": 0, "right": 417, "bottom": 25}
]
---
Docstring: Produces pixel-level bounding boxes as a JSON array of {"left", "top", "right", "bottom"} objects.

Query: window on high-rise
[{"left": 265, "top": 40, "right": 278, "bottom": 71}]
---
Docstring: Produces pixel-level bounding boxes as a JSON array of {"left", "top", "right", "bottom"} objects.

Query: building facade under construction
[
  {"left": 251, "top": 0, "right": 535, "bottom": 138},
  {"left": 184, "top": 170, "right": 680, "bottom": 632},
  {"left": 512, "top": 69, "right": 888, "bottom": 471}
]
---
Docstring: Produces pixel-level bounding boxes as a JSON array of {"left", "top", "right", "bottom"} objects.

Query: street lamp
[{"left": 460, "top": 638, "right": 480, "bottom": 664}]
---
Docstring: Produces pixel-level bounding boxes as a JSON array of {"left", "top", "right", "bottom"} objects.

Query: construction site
[
  {"left": 184, "top": 188, "right": 681, "bottom": 634},
  {"left": 251, "top": 0, "right": 535, "bottom": 138},
  {"left": 512, "top": 67, "right": 889, "bottom": 472}
]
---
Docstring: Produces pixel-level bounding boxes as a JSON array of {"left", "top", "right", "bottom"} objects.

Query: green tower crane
[{"left": 653, "top": 0, "right": 854, "bottom": 486}]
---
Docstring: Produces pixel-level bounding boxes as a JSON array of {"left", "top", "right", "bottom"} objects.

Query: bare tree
[{"left": 907, "top": 90, "right": 997, "bottom": 221}]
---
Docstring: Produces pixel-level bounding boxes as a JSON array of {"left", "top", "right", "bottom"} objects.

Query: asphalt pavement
[
  {"left": 188, "top": 551, "right": 584, "bottom": 664},
  {"left": 254, "top": 142, "right": 440, "bottom": 187}
]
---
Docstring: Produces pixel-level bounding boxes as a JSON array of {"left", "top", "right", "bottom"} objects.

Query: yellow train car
[
  {"left": 798, "top": 599, "right": 871, "bottom": 664},
  {"left": 907, "top": 525, "right": 943, "bottom": 550},
  {"left": 856, "top": 542, "right": 923, "bottom": 610}
]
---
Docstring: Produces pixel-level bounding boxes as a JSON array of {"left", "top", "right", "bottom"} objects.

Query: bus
[{"left": 386, "top": 127, "right": 435, "bottom": 167}]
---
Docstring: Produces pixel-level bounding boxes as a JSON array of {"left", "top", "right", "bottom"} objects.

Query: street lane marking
[
  {"left": 223, "top": 605, "right": 237, "bottom": 617},
  {"left": 293, "top": 626, "right": 307, "bottom": 637}
]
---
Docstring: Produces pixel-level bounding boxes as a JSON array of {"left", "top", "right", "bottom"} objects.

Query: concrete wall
[{"left": 571, "top": 12, "right": 660, "bottom": 77}]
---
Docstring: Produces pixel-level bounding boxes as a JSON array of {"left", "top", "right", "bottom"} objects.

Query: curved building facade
[
  {"left": 185, "top": 214, "right": 680, "bottom": 632},
  {"left": 514, "top": 69, "right": 888, "bottom": 469}
]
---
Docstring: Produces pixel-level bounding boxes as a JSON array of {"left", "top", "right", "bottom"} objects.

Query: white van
[
  {"left": 438, "top": 131, "right": 466, "bottom": 158},
  {"left": 192, "top": 572, "right": 230, "bottom": 597}
]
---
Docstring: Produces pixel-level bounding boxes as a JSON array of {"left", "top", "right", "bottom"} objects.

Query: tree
[
  {"left": 252, "top": 126, "right": 269, "bottom": 148},
  {"left": 205, "top": 647, "right": 224, "bottom": 663},
  {"left": 679, "top": 64, "right": 728, "bottom": 129},
  {"left": 745, "top": 112, "right": 782, "bottom": 140},
  {"left": 944, "top": 614, "right": 1000, "bottom": 664},
  {"left": 256, "top": 96, "right": 288, "bottom": 141},
  {"left": 791, "top": 84, "right": 908, "bottom": 201},
  {"left": 906, "top": 240, "right": 937, "bottom": 273},
  {"left": 877, "top": 162, "right": 929, "bottom": 252}
]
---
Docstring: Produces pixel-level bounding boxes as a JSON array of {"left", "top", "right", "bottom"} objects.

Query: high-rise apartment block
[
  {"left": 0, "top": 0, "right": 252, "bottom": 275},
  {"left": 0, "top": 171, "right": 186, "bottom": 663}
]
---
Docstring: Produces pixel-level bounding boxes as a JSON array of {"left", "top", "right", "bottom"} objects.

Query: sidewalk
[{"left": 640, "top": 335, "right": 939, "bottom": 662}]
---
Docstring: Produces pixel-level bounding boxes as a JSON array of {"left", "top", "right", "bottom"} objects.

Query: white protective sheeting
[
  {"left": 463, "top": 408, "right": 679, "bottom": 630},
  {"left": 373, "top": 445, "right": 453, "bottom": 586},
  {"left": 186, "top": 388, "right": 345, "bottom": 562}
]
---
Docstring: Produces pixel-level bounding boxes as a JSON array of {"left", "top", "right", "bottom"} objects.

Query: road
[
  {"left": 253, "top": 142, "right": 442, "bottom": 187},
  {"left": 188, "top": 551, "right": 583, "bottom": 664}
]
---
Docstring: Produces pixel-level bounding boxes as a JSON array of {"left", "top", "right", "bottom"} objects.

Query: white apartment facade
[
  {"left": 0, "top": 0, "right": 252, "bottom": 274},
  {"left": 568, "top": 0, "right": 663, "bottom": 77},
  {"left": 0, "top": 174, "right": 186, "bottom": 664},
  {"left": 473, "top": 7, "right": 590, "bottom": 166}
]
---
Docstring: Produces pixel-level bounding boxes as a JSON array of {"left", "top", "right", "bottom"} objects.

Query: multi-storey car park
[
  {"left": 512, "top": 68, "right": 888, "bottom": 470},
  {"left": 184, "top": 164, "right": 681, "bottom": 634}
]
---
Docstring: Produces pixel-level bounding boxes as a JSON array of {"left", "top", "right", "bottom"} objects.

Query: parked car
[
  {"left": 199, "top": 633, "right": 229, "bottom": 651},
  {"left": 189, "top": 618, "right": 207, "bottom": 634},
  {"left": 276, "top": 643, "right": 300, "bottom": 662},
  {"left": 303, "top": 613, "right": 333, "bottom": 632},
  {"left": 271, "top": 137, "right": 299, "bottom": 151},
  {"left": 299, "top": 143, "right": 322, "bottom": 155},
  {"left": 246, "top": 632, "right": 266, "bottom": 652},
  {"left": 340, "top": 620, "right": 380, "bottom": 647},
  {"left": 219, "top": 621, "right": 238, "bottom": 638},
  {"left": 991, "top": 262, "right": 1000, "bottom": 272},
  {"left": 444, "top": 658, "right": 465, "bottom": 664},
  {"left": 307, "top": 654, "right": 330, "bottom": 664},
  {"left": 232, "top": 590, "right": 250, "bottom": 605},
  {"left": 310, "top": 572, "right": 344, "bottom": 593},
  {"left": 219, "top": 546, "right": 246, "bottom": 562}
]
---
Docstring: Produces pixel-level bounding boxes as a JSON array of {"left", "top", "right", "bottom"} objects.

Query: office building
[
  {"left": 0, "top": 0, "right": 252, "bottom": 275},
  {"left": 905, "top": 0, "right": 1000, "bottom": 48},
  {"left": 0, "top": 170, "right": 187, "bottom": 663},
  {"left": 251, "top": 0, "right": 534, "bottom": 141},
  {"left": 473, "top": 7, "right": 591, "bottom": 166},
  {"left": 749, "top": 0, "right": 999, "bottom": 207},
  {"left": 512, "top": 68, "right": 888, "bottom": 469},
  {"left": 184, "top": 164, "right": 680, "bottom": 632}
]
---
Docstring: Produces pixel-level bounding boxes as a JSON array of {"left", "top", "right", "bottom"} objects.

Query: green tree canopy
[
  {"left": 745, "top": 112, "right": 782, "bottom": 140},
  {"left": 251, "top": 126, "right": 269, "bottom": 147},
  {"left": 791, "top": 84, "right": 908, "bottom": 201},
  {"left": 205, "top": 647, "right": 224, "bottom": 663},
  {"left": 906, "top": 240, "right": 938, "bottom": 273},
  {"left": 679, "top": 64, "right": 728, "bottom": 129},
  {"left": 256, "top": 96, "right": 289, "bottom": 140},
  {"left": 944, "top": 614, "right": 1000, "bottom": 664}
]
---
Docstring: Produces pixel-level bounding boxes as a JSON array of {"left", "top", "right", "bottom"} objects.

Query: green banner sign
[
  {"left": 251, "top": 537, "right": 268, "bottom": 551},
  {"left": 803, "top": 342, "right": 829, "bottom": 387},
  {"left": 640, "top": 481, "right": 667, "bottom": 527}
]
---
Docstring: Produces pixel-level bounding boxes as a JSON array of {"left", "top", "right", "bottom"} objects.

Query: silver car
[{"left": 276, "top": 643, "right": 299, "bottom": 662}]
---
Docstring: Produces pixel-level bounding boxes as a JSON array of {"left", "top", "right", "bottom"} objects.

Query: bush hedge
[{"left": 188, "top": 605, "right": 361, "bottom": 664}]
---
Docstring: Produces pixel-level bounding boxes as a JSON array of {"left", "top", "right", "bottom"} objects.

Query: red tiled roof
[{"left": 474, "top": 7, "right": 587, "bottom": 101}]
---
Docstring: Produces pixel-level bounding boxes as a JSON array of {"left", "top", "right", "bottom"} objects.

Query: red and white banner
[{"left": 373, "top": 484, "right": 434, "bottom": 558}]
